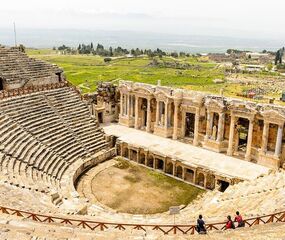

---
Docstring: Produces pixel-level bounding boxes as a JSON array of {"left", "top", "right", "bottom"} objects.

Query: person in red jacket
[
  {"left": 234, "top": 211, "right": 245, "bottom": 227},
  {"left": 226, "top": 215, "right": 235, "bottom": 230}
]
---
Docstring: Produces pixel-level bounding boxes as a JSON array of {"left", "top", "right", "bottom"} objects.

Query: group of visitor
[{"left": 196, "top": 211, "right": 245, "bottom": 234}]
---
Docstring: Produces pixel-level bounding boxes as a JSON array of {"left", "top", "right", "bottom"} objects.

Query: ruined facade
[
  {"left": 118, "top": 80, "right": 285, "bottom": 170},
  {"left": 85, "top": 82, "right": 119, "bottom": 124}
]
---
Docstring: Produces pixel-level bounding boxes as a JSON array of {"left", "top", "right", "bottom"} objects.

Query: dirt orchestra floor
[{"left": 77, "top": 158, "right": 204, "bottom": 214}]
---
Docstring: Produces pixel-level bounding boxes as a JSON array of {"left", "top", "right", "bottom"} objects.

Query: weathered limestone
[
  {"left": 105, "top": 124, "right": 270, "bottom": 189},
  {"left": 172, "top": 100, "right": 180, "bottom": 140},
  {"left": 0, "top": 46, "right": 64, "bottom": 91},
  {"left": 245, "top": 119, "right": 254, "bottom": 161},
  {"left": 118, "top": 81, "right": 285, "bottom": 169}
]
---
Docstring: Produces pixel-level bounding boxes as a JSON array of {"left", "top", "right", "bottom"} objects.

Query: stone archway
[
  {"left": 129, "top": 149, "right": 137, "bottom": 161},
  {"left": 147, "top": 155, "right": 154, "bottom": 168},
  {"left": 197, "top": 173, "right": 205, "bottom": 187},
  {"left": 165, "top": 161, "right": 173, "bottom": 175},
  {"left": 206, "top": 174, "right": 215, "bottom": 190},
  {"left": 176, "top": 165, "right": 183, "bottom": 178},
  {"left": 217, "top": 180, "right": 229, "bottom": 192},
  {"left": 156, "top": 158, "right": 164, "bottom": 171},
  {"left": 185, "top": 168, "right": 194, "bottom": 183},
  {"left": 116, "top": 144, "right": 122, "bottom": 156},
  {"left": 122, "top": 146, "right": 129, "bottom": 158},
  {"left": 139, "top": 152, "right": 145, "bottom": 164}
]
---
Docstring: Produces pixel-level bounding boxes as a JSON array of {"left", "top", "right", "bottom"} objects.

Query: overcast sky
[{"left": 1, "top": 0, "right": 284, "bottom": 39}]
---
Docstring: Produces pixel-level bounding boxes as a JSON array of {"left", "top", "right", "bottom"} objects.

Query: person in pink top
[{"left": 234, "top": 211, "right": 245, "bottom": 227}]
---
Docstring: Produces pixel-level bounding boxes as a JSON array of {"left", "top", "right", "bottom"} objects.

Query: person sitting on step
[
  {"left": 226, "top": 215, "right": 235, "bottom": 230},
  {"left": 196, "top": 214, "right": 207, "bottom": 234},
  {"left": 234, "top": 211, "right": 245, "bottom": 227}
]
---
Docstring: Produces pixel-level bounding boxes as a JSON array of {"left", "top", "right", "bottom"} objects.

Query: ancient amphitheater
[{"left": 0, "top": 46, "right": 285, "bottom": 239}]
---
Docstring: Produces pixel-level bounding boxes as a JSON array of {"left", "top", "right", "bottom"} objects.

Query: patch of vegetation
[
  {"left": 123, "top": 174, "right": 141, "bottom": 183},
  {"left": 147, "top": 169, "right": 203, "bottom": 207},
  {"left": 27, "top": 50, "right": 224, "bottom": 93},
  {"left": 27, "top": 48, "right": 284, "bottom": 99},
  {"left": 114, "top": 157, "right": 131, "bottom": 169}
]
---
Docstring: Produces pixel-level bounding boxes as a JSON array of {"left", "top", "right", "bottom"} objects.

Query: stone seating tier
[
  {"left": 0, "top": 47, "right": 62, "bottom": 84},
  {"left": 0, "top": 87, "right": 108, "bottom": 193}
]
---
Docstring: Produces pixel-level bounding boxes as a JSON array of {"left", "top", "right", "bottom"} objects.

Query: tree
[
  {"left": 109, "top": 47, "right": 113, "bottom": 56},
  {"left": 18, "top": 44, "right": 25, "bottom": 53},
  {"left": 179, "top": 51, "right": 186, "bottom": 57},
  {"left": 275, "top": 47, "right": 284, "bottom": 65},
  {"left": 171, "top": 52, "right": 178, "bottom": 58},
  {"left": 104, "top": 57, "right": 112, "bottom": 63}
]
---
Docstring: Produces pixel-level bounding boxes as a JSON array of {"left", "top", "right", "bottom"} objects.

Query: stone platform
[{"left": 103, "top": 124, "right": 270, "bottom": 181}]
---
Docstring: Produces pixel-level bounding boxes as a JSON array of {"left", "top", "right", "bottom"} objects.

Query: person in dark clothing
[
  {"left": 226, "top": 215, "right": 235, "bottom": 230},
  {"left": 196, "top": 214, "right": 207, "bottom": 234},
  {"left": 234, "top": 211, "right": 245, "bottom": 227}
]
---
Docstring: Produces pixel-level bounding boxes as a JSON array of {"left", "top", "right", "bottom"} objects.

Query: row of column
[
  {"left": 121, "top": 95, "right": 284, "bottom": 161},
  {"left": 205, "top": 111, "right": 225, "bottom": 142},
  {"left": 227, "top": 115, "right": 254, "bottom": 160},
  {"left": 227, "top": 115, "right": 284, "bottom": 160},
  {"left": 121, "top": 94, "right": 151, "bottom": 132},
  {"left": 121, "top": 94, "right": 198, "bottom": 143},
  {"left": 120, "top": 93, "right": 134, "bottom": 117},
  {"left": 261, "top": 121, "right": 284, "bottom": 157}
]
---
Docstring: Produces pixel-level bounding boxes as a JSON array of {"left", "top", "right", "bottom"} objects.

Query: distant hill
[{"left": 0, "top": 28, "right": 282, "bottom": 53}]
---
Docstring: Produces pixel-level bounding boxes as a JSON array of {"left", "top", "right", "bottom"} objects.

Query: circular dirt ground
[{"left": 77, "top": 159, "right": 204, "bottom": 214}]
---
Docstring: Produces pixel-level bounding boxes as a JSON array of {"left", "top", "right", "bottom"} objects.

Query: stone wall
[{"left": 118, "top": 80, "right": 285, "bottom": 169}]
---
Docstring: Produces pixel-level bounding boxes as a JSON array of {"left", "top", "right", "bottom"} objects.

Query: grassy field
[
  {"left": 26, "top": 49, "right": 285, "bottom": 101},
  {"left": 89, "top": 158, "right": 204, "bottom": 214},
  {"left": 27, "top": 49, "right": 225, "bottom": 93}
]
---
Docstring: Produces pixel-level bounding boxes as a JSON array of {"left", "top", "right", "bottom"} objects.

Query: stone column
[
  {"left": 144, "top": 152, "right": 148, "bottom": 166},
  {"left": 193, "top": 170, "right": 197, "bottom": 184},
  {"left": 163, "top": 159, "right": 166, "bottom": 172},
  {"left": 245, "top": 118, "right": 254, "bottom": 161},
  {"left": 181, "top": 111, "right": 186, "bottom": 138},
  {"left": 127, "top": 94, "right": 131, "bottom": 117},
  {"left": 172, "top": 101, "right": 179, "bottom": 140},
  {"left": 130, "top": 95, "right": 133, "bottom": 117},
  {"left": 120, "top": 94, "right": 123, "bottom": 116},
  {"left": 275, "top": 123, "right": 284, "bottom": 157},
  {"left": 182, "top": 167, "right": 185, "bottom": 180},
  {"left": 193, "top": 108, "right": 200, "bottom": 146},
  {"left": 205, "top": 110, "right": 211, "bottom": 139},
  {"left": 119, "top": 143, "right": 123, "bottom": 156},
  {"left": 261, "top": 121, "right": 269, "bottom": 153},
  {"left": 155, "top": 101, "right": 160, "bottom": 125},
  {"left": 227, "top": 114, "right": 236, "bottom": 156},
  {"left": 173, "top": 163, "right": 176, "bottom": 176},
  {"left": 124, "top": 94, "right": 127, "bottom": 115},
  {"left": 217, "top": 112, "right": 225, "bottom": 142},
  {"left": 204, "top": 174, "right": 208, "bottom": 189},
  {"left": 164, "top": 101, "right": 168, "bottom": 129},
  {"left": 146, "top": 97, "right": 151, "bottom": 132},
  {"left": 136, "top": 149, "right": 140, "bottom": 162},
  {"left": 134, "top": 96, "right": 139, "bottom": 129}
]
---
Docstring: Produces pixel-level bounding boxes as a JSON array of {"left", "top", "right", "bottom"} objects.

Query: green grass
[
  {"left": 27, "top": 50, "right": 224, "bottom": 93},
  {"left": 26, "top": 49, "right": 283, "bottom": 100}
]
